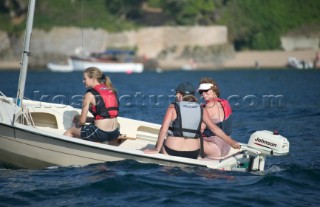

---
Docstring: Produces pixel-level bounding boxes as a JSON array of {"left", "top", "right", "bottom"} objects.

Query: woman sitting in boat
[
  {"left": 198, "top": 77, "right": 233, "bottom": 158},
  {"left": 64, "top": 67, "right": 120, "bottom": 142},
  {"left": 143, "top": 82, "right": 240, "bottom": 159}
]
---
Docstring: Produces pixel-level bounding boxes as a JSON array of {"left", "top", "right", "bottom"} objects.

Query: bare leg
[
  {"left": 203, "top": 136, "right": 231, "bottom": 157},
  {"left": 203, "top": 141, "right": 222, "bottom": 158},
  {"left": 64, "top": 126, "right": 81, "bottom": 138},
  {"left": 161, "top": 147, "right": 168, "bottom": 155}
]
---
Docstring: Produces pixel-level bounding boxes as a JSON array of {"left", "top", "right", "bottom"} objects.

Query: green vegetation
[
  {"left": 218, "top": 0, "right": 320, "bottom": 50},
  {"left": 0, "top": 0, "right": 319, "bottom": 50},
  {"left": 156, "top": 0, "right": 216, "bottom": 25},
  {"left": 0, "top": 0, "right": 138, "bottom": 32},
  {"left": 34, "top": 0, "right": 140, "bottom": 31}
]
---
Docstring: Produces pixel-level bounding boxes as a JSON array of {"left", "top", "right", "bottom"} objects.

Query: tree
[
  {"left": 160, "top": 0, "right": 215, "bottom": 25},
  {"left": 105, "top": 0, "right": 144, "bottom": 21},
  {"left": 0, "top": 0, "right": 28, "bottom": 24},
  {"left": 217, "top": 0, "right": 320, "bottom": 50}
]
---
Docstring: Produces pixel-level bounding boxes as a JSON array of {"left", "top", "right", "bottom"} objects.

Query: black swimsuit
[{"left": 164, "top": 144, "right": 200, "bottom": 159}]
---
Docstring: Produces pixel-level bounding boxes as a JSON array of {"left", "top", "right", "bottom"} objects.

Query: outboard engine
[{"left": 247, "top": 130, "right": 289, "bottom": 156}]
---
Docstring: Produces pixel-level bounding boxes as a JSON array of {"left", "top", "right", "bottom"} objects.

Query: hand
[
  {"left": 73, "top": 115, "right": 80, "bottom": 123},
  {"left": 72, "top": 115, "right": 83, "bottom": 128},
  {"left": 232, "top": 141, "right": 240, "bottom": 149}
]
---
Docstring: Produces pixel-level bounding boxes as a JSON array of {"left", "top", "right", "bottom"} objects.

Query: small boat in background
[
  {"left": 47, "top": 58, "right": 73, "bottom": 72},
  {"left": 47, "top": 49, "right": 144, "bottom": 73},
  {"left": 287, "top": 56, "right": 314, "bottom": 69}
]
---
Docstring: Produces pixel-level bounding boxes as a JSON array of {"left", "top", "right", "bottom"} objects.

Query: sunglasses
[{"left": 198, "top": 89, "right": 210, "bottom": 95}]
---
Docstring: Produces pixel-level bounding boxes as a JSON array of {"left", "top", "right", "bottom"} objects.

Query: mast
[{"left": 15, "top": 0, "right": 36, "bottom": 108}]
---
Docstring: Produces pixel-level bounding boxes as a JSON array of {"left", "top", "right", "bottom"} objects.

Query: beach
[
  {"left": 157, "top": 49, "right": 318, "bottom": 70},
  {"left": 0, "top": 60, "right": 21, "bottom": 70},
  {"left": 222, "top": 49, "right": 317, "bottom": 69}
]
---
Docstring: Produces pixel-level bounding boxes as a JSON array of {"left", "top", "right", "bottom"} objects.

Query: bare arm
[
  {"left": 144, "top": 104, "right": 174, "bottom": 154},
  {"left": 73, "top": 114, "right": 94, "bottom": 127},
  {"left": 200, "top": 122, "right": 206, "bottom": 133},
  {"left": 202, "top": 109, "right": 240, "bottom": 149},
  {"left": 75, "top": 93, "right": 92, "bottom": 126}
]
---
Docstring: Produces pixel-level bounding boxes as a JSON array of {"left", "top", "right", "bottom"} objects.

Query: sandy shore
[
  {"left": 158, "top": 49, "right": 318, "bottom": 70},
  {"left": 222, "top": 50, "right": 317, "bottom": 69},
  {"left": 0, "top": 61, "right": 21, "bottom": 70},
  {"left": 0, "top": 49, "right": 318, "bottom": 70}
]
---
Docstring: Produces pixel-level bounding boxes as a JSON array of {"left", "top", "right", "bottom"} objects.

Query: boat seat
[
  {"left": 117, "top": 134, "right": 135, "bottom": 140},
  {"left": 200, "top": 148, "right": 242, "bottom": 161},
  {"left": 30, "top": 112, "right": 58, "bottom": 128},
  {"left": 103, "top": 134, "right": 136, "bottom": 145}
]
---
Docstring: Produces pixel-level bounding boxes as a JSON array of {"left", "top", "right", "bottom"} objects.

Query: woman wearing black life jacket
[
  {"left": 64, "top": 67, "right": 120, "bottom": 142},
  {"left": 198, "top": 77, "right": 233, "bottom": 158},
  {"left": 144, "top": 82, "right": 239, "bottom": 159}
]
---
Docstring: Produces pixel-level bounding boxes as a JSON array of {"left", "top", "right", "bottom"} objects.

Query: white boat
[
  {"left": 287, "top": 57, "right": 314, "bottom": 69},
  {"left": 0, "top": 96, "right": 290, "bottom": 171},
  {"left": 47, "top": 54, "right": 144, "bottom": 73},
  {"left": 47, "top": 58, "right": 73, "bottom": 72},
  {"left": 0, "top": 0, "right": 290, "bottom": 172}
]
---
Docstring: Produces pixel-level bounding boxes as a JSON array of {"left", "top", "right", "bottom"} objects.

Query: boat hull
[
  {"left": 0, "top": 122, "right": 250, "bottom": 170},
  {"left": 47, "top": 58, "right": 144, "bottom": 73},
  {"left": 71, "top": 57, "right": 144, "bottom": 73},
  {"left": 46, "top": 59, "right": 73, "bottom": 72},
  {"left": 0, "top": 122, "right": 119, "bottom": 168}
]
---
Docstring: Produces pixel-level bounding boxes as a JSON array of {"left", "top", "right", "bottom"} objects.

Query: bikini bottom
[{"left": 164, "top": 144, "right": 200, "bottom": 159}]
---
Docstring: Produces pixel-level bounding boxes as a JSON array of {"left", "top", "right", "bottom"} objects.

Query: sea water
[{"left": 0, "top": 69, "right": 319, "bottom": 206}]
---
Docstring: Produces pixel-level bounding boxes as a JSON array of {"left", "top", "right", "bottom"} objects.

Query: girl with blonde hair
[{"left": 64, "top": 67, "right": 120, "bottom": 142}]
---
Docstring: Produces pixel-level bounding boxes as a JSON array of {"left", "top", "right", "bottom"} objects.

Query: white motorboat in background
[
  {"left": 47, "top": 50, "right": 144, "bottom": 73},
  {"left": 46, "top": 58, "right": 73, "bottom": 72},
  {"left": 287, "top": 56, "right": 314, "bottom": 69}
]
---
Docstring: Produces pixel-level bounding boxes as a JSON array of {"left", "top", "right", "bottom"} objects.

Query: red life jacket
[
  {"left": 87, "top": 84, "right": 119, "bottom": 120},
  {"left": 214, "top": 98, "right": 232, "bottom": 120}
]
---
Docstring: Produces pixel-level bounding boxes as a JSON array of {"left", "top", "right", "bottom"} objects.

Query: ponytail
[
  {"left": 85, "top": 67, "right": 116, "bottom": 93},
  {"left": 103, "top": 75, "right": 116, "bottom": 93},
  {"left": 100, "top": 73, "right": 106, "bottom": 84}
]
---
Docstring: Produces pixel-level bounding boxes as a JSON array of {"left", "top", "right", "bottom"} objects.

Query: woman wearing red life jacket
[
  {"left": 64, "top": 67, "right": 120, "bottom": 142},
  {"left": 198, "top": 77, "right": 234, "bottom": 158}
]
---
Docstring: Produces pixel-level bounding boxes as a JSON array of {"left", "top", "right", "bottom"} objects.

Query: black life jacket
[
  {"left": 168, "top": 101, "right": 203, "bottom": 138},
  {"left": 87, "top": 84, "right": 119, "bottom": 119}
]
